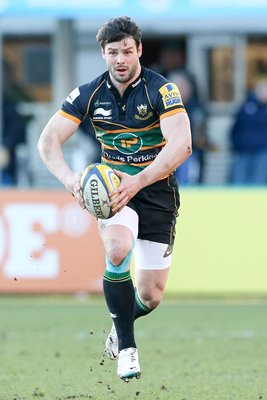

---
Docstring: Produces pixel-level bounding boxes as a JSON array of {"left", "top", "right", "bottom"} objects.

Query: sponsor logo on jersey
[
  {"left": 66, "top": 87, "right": 80, "bottom": 105},
  {"left": 113, "top": 133, "right": 143, "bottom": 155},
  {"left": 93, "top": 108, "right": 112, "bottom": 119},
  {"left": 131, "top": 78, "right": 141, "bottom": 88},
  {"left": 102, "top": 149, "right": 159, "bottom": 164},
  {"left": 159, "top": 83, "right": 182, "bottom": 109},
  {"left": 94, "top": 100, "right": 112, "bottom": 108}
]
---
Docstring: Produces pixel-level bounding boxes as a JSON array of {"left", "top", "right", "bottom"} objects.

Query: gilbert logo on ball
[{"left": 80, "top": 163, "right": 120, "bottom": 219}]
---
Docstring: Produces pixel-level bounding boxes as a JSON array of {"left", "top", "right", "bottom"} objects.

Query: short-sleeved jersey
[{"left": 59, "top": 66, "right": 186, "bottom": 175}]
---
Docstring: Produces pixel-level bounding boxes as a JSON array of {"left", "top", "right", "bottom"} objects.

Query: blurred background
[{"left": 0, "top": 0, "right": 267, "bottom": 296}]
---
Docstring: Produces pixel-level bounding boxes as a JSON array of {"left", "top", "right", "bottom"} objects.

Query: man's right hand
[{"left": 64, "top": 172, "right": 85, "bottom": 209}]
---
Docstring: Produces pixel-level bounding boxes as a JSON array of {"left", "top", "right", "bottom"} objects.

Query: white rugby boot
[
  {"left": 105, "top": 323, "right": 119, "bottom": 360},
  {"left": 117, "top": 347, "right": 141, "bottom": 382}
]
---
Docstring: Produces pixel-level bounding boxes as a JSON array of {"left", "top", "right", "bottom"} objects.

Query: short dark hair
[{"left": 96, "top": 16, "right": 142, "bottom": 50}]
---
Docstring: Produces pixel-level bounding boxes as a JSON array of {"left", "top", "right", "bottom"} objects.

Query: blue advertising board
[{"left": 0, "top": 0, "right": 267, "bottom": 19}]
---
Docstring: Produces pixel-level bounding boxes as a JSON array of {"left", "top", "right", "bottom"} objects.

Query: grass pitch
[{"left": 0, "top": 295, "right": 267, "bottom": 400}]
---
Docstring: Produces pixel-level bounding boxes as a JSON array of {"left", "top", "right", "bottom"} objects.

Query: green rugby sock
[
  {"left": 103, "top": 269, "right": 136, "bottom": 351},
  {"left": 134, "top": 289, "right": 153, "bottom": 320}
]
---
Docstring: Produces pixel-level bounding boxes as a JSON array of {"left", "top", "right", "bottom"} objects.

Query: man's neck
[{"left": 109, "top": 65, "right": 142, "bottom": 97}]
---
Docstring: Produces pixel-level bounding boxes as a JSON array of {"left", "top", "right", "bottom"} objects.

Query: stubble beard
[{"left": 110, "top": 64, "right": 138, "bottom": 84}]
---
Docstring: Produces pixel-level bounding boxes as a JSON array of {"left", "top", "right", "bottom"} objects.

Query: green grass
[{"left": 0, "top": 296, "right": 267, "bottom": 400}]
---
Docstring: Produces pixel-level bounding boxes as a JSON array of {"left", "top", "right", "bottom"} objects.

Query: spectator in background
[
  {"left": 150, "top": 41, "right": 186, "bottom": 77},
  {"left": 167, "top": 70, "right": 216, "bottom": 184},
  {"left": 1, "top": 60, "right": 30, "bottom": 185},
  {"left": 150, "top": 42, "right": 216, "bottom": 184},
  {"left": 229, "top": 78, "right": 267, "bottom": 184},
  {"left": 1, "top": 96, "right": 27, "bottom": 185},
  {"left": 3, "top": 60, "right": 32, "bottom": 103}
]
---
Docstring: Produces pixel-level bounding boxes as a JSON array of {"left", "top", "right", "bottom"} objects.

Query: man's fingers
[{"left": 111, "top": 195, "right": 129, "bottom": 214}]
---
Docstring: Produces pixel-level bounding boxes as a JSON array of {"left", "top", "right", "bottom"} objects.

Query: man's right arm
[{"left": 37, "top": 113, "right": 85, "bottom": 207}]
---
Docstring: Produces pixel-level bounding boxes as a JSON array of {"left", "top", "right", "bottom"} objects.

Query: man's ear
[
  {"left": 101, "top": 47, "right": 106, "bottom": 60},
  {"left": 138, "top": 43, "right": 143, "bottom": 58}
]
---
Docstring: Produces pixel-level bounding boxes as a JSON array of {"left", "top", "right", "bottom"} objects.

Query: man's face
[{"left": 102, "top": 37, "right": 142, "bottom": 84}]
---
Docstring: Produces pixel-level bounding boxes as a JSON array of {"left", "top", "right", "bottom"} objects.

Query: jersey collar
[{"left": 106, "top": 70, "right": 143, "bottom": 92}]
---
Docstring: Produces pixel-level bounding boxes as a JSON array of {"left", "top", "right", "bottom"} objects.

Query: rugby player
[{"left": 37, "top": 16, "right": 192, "bottom": 382}]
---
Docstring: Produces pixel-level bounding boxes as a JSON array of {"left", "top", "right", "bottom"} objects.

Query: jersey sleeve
[
  {"left": 58, "top": 84, "right": 89, "bottom": 124},
  {"left": 154, "top": 81, "right": 186, "bottom": 120}
]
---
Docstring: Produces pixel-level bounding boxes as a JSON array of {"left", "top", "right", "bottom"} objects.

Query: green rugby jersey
[{"left": 59, "top": 66, "right": 186, "bottom": 175}]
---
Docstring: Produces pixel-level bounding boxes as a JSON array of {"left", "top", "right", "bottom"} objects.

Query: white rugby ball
[{"left": 80, "top": 163, "right": 120, "bottom": 219}]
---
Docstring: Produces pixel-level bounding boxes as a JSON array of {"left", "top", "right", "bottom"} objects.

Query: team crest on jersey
[
  {"left": 135, "top": 104, "right": 153, "bottom": 120},
  {"left": 137, "top": 104, "right": 147, "bottom": 117},
  {"left": 159, "top": 83, "right": 182, "bottom": 109}
]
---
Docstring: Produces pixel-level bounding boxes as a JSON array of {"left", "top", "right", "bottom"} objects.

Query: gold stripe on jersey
[
  {"left": 58, "top": 110, "right": 81, "bottom": 124},
  {"left": 143, "top": 79, "right": 155, "bottom": 110},
  {"left": 167, "top": 175, "right": 180, "bottom": 244},
  {"left": 102, "top": 156, "right": 171, "bottom": 179},
  {"left": 160, "top": 108, "right": 186, "bottom": 120},
  {"left": 95, "top": 121, "right": 160, "bottom": 134},
  {"left": 102, "top": 141, "right": 166, "bottom": 151},
  {"left": 86, "top": 80, "right": 106, "bottom": 115},
  {"left": 102, "top": 157, "right": 127, "bottom": 166}
]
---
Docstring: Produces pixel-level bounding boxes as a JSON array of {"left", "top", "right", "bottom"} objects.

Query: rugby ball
[{"left": 80, "top": 163, "right": 120, "bottom": 219}]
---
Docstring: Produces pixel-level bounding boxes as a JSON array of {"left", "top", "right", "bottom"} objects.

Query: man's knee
[
  {"left": 105, "top": 236, "right": 132, "bottom": 266},
  {"left": 108, "top": 246, "right": 128, "bottom": 267},
  {"left": 138, "top": 286, "right": 164, "bottom": 309},
  {"left": 105, "top": 240, "right": 134, "bottom": 273}
]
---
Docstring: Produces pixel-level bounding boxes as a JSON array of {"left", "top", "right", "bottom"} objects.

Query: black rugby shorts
[{"left": 127, "top": 175, "right": 180, "bottom": 245}]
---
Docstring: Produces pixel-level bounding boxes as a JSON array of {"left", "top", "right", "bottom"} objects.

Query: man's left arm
[
  {"left": 138, "top": 111, "right": 192, "bottom": 187},
  {"left": 110, "top": 112, "right": 192, "bottom": 213}
]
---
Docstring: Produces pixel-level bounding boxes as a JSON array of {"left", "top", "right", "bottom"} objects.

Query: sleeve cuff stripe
[
  {"left": 160, "top": 108, "right": 186, "bottom": 120},
  {"left": 58, "top": 110, "right": 81, "bottom": 124}
]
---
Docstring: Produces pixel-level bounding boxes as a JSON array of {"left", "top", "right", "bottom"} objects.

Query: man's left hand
[{"left": 108, "top": 170, "right": 143, "bottom": 214}]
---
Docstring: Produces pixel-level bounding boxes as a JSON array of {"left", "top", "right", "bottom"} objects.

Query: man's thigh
[{"left": 134, "top": 239, "right": 173, "bottom": 295}]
